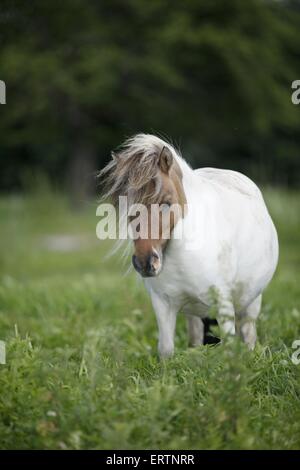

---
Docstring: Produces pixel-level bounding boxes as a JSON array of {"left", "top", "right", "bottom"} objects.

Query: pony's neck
[
  {"left": 174, "top": 153, "right": 193, "bottom": 176},
  {"left": 172, "top": 152, "right": 195, "bottom": 203}
]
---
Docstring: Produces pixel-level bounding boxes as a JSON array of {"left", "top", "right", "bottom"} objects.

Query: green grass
[{"left": 0, "top": 188, "right": 300, "bottom": 450}]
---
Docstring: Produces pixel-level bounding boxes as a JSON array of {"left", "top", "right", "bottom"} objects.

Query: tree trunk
[{"left": 67, "top": 105, "right": 97, "bottom": 208}]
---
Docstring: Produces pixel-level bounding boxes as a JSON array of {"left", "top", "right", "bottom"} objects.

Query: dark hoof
[{"left": 203, "top": 318, "right": 220, "bottom": 345}]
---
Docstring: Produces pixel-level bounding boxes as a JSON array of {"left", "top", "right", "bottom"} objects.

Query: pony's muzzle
[{"left": 132, "top": 250, "right": 161, "bottom": 277}]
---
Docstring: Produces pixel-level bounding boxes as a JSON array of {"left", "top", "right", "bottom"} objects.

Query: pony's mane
[{"left": 99, "top": 134, "right": 179, "bottom": 205}]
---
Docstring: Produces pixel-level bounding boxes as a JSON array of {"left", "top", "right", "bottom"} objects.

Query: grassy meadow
[{"left": 0, "top": 188, "right": 300, "bottom": 449}]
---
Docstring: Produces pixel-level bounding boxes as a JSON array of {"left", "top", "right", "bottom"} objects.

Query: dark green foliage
[{"left": 0, "top": 0, "right": 300, "bottom": 192}]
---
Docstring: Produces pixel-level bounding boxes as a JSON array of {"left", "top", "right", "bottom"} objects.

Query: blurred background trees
[{"left": 0, "top": 0, "right": 299, "bottom": 202}]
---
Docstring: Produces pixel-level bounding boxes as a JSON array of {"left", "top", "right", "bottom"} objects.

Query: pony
[{"left": 100, "top": 134, "right": 279, "bottom": 358}]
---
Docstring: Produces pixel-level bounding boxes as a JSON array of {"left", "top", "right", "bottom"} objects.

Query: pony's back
[{"left": 195, "top": 167, "right": 262, "bottom": 200}]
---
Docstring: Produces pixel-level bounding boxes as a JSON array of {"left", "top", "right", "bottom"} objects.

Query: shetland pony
[{"left": 100, "top": 134, "right": 278, "bottom": 358}]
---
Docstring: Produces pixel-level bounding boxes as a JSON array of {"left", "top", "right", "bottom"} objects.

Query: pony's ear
[{"left": 158, "top": 146, "right": 173, "bottom": 174}]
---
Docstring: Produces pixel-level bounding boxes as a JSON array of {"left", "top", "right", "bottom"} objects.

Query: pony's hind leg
[
  {"left": 185, "top": 315, "right": 204, "bottom": 347},
  {"left": 217, "top": 294, "right": 236, "bottom": 337},
  {"left": 238, "top": 294, "right": 262, "bottom": 350}
]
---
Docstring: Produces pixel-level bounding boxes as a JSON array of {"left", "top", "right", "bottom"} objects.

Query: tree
[{"left": 0, "top": 0, "right": 300, "bottom": 196}]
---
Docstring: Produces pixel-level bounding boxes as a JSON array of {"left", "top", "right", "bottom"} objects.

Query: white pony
[{"left": 100, "top": 134, "right": 279, "bottom": 358}]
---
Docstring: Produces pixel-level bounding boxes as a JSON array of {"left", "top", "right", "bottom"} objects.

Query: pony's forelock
[{"left": 98, "top": 134, "right": 175, "bottom": 206}]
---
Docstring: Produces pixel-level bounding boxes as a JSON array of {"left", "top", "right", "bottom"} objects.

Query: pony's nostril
[
  {"left": 132, "top": 255, "right": 141, "bottom": 272},
  {"left": 148, "top": 252, "right": 161, "bottom": 273}
]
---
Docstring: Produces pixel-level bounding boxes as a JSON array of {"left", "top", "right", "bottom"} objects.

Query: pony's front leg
[{"left": 150, "top": 292, "right": 178, "bottom": 359}]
